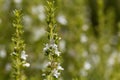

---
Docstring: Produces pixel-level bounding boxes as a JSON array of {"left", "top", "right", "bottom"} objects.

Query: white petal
[
  {"left": 23, "top": 63, "right": 30, "bottom": 67},
  {"left": 21, "top": 51, "right": 28, "bottom": 60}
]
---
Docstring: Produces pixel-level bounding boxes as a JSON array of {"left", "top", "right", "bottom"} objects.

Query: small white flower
[
  {"left": 57, "top": 65, "right": 64, "bottom": 71},
  {"left": 51, "top": 43, "right": 58, "bottom": 49},
  {"left": 21, "top": 51, "right": 28, "bottom": 60},
  {"left": 53, "top": 69, "right": 60, "bottom": 78},
  {"left": 23, "top": 63, "right": 30, "bottom": 67},
  {"left": 42, "top": 73, "right": 46, "bottom": 76},
  {"left": 55, "top": 50, "right": 61, "bottom": 56},
  {"left": 43, "top": 44, "right": 49, "bottom": 52},
  {"left": 84, "top": 62, "right": 91, "bottom": 70}
]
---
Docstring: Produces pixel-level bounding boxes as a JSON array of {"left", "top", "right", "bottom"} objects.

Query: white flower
[
  {"left": 42, "top": 73, "right": 46, "bottom": 76},
  {"left": 84, "top": 62, "right": 91, "bottom": 70},
  {"left": 55, "top": 50, "right": 61, "bottom": 56},
  {"left": 21, "top": 51, "right": 28, "bottom": 60},
  {"left": 53, "top": 69, "right": 60, "bottom": 78},
  {"left": 51, "top": 43, "right": 61, "bottom": 56},
  {"left": 51, "top": 43, "right": 58, "bottom": 49},
  {"left": 43, "top": 43, "right": 61, "bottom": 56},
  {"left": 43, "top": 44, "right": 49, "bottom": 52},
  {"left": 23, "top": 63, "right": 30, "bottom": 67},
  {"left": 107, "top": 51, "right": 117, "bottom": 66},
  {"left": 57, "top": 64, "right": 64, "bottom": 71}
]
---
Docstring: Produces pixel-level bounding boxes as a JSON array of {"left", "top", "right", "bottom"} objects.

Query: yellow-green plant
[
  {"left": 11, "top": 9, "right": 30, "bottom": 80},
  {"left": 42, "top": 1, "right": 64, "bottom": 80}
]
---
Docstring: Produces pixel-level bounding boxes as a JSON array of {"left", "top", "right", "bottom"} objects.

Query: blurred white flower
[
  {"left": 80, "top": 34, "right": 88, "bottom": 43},
  {"left": 107, "top": 51, "right": 117, "bottom": 67},
  {"left": 5, "top": 63, "right": 11, "bottom": 71},
  {"left": 32, "top": 5, "right": 44, "bottom": 14},
  {"left": 23, "top": 15, "right": 32, "bottom": 29},
  {"left": 59, "top": 40, "right": 66, "bottom": 51},
  {"left": 32, "top": 27, "right": 46, "bottom": 41},
  {"left": 21, "top": 51, "right": 28, "bottom": 60},
  {"left": 0, "top": 48, "right": 6, "bottom": 58},
  {"left": 31, "top": 5, "right": 45, "bottom": 21},
  {"left": 14, "top": 0, "right": 22, "bottom": 4},
  {"left": 23, "top": 63, "right": 30, "bottom": 67},
  {"left": 82, "top": 24, "right": 89, "bottom": 31},
  {"left": 57, "top": 14, "right": 67, "bottom": 25},
  {"left": 37, "top": 5, "right": 45, "bottom": 13},
  {"left": 84, "top": 61, "right": 91, "bottom": 70},
  {"left": 42, "top": 73, "right": 46, "bottom": 76},
  {"left": 0, "top": 18, "right": 2, "bottom": 24}
]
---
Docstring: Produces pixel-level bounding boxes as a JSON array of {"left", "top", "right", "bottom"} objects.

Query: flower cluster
[
  {"left": 11, "top": 9, "right": 30, "bottom": 80},
  {"left": 11, "top": 50, "right": 30, "bottom": 68},
  {"left": 21, "top": 50, "right": 30, "bottom": 67},
  {"left": 43, "top": 43, "right": 61, "bottom": 56},
  {"left": 43, "top": 61, "right": 64, "bottom": 78},
  {"left": 52, "top": 63, "right": 64, "bottom": 78}
]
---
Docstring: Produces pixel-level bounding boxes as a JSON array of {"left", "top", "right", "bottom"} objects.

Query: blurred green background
[{"left": 0, "top": 0, "right": 120, "bottom": 80}]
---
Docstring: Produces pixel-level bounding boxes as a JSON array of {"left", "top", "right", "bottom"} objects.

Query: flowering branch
[
  {"left": 42, "top": 1, "right": 64, "bottom": 79},
  {"left": 11, "top": 9, "right": 30, "bottom": 80}
]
